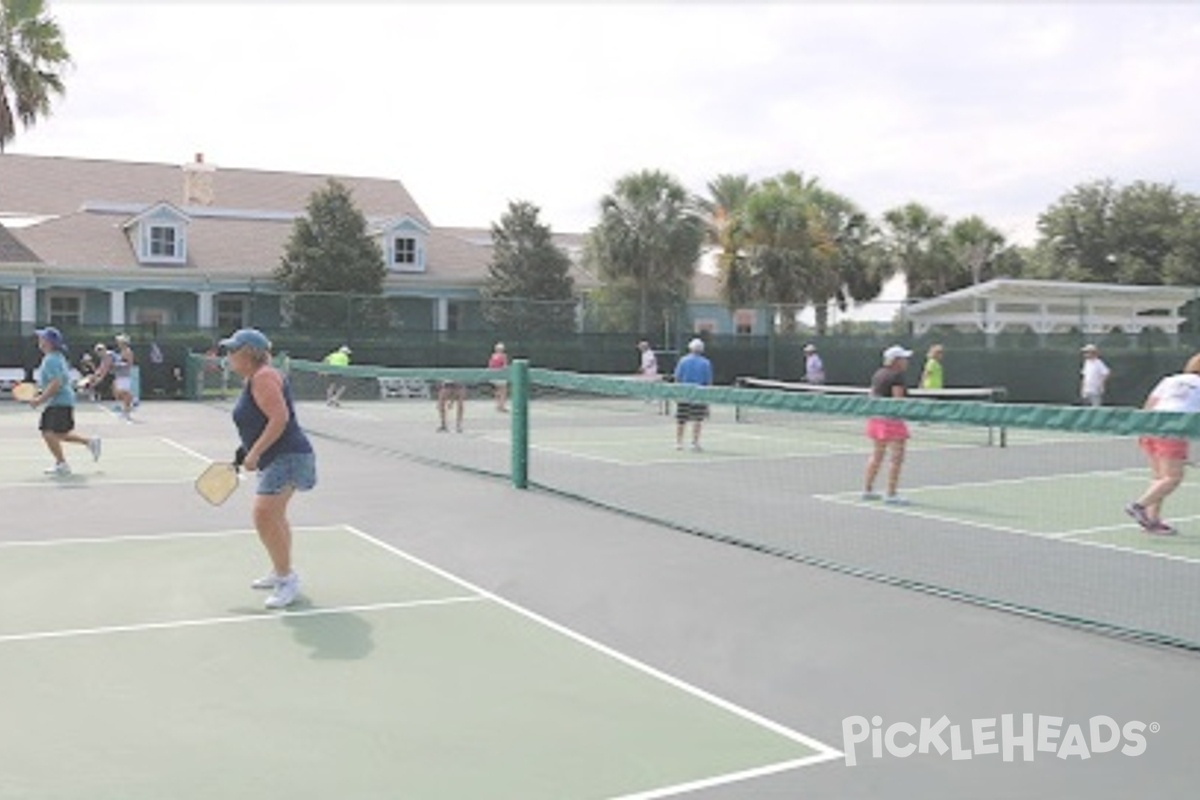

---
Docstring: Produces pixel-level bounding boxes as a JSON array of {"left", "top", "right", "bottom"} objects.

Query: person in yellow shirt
[
  {"left": 920, "top": 344, "right": 944, "bottom": 390},
  {"left": 323, "top": 345, "right": 351, "bottom": 406}
]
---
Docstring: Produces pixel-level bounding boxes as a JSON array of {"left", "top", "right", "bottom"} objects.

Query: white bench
[{"left": 378, "top": 377, "right": 431, "bottom": 400}]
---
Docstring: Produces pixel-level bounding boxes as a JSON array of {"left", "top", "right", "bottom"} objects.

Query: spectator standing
[
  {"left": 803, "top": 343, "right": 825, "bottom": 384},
  {"left": 1080, "top": 344, "right": 1111, "bottom": 406}
]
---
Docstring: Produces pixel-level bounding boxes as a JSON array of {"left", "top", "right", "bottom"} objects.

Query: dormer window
[
  {"left": 375, "top": 216, "right": 428, "bottom": 273},
  {"left": 123, "top": 202, "right": 190, "bottom": 266},
  {"left": 393, "top": 236, "right": 416, "bottom": 266},
  {"left": 147, "top": 224, "right": 181, "bottom": 259}
]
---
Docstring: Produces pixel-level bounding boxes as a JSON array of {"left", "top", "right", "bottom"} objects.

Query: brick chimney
[{"left": 182, "top": 152, "right": 216, "bottom": 207}]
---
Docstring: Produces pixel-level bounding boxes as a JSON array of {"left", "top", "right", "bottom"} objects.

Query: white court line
[
  {"left": 344, "top": 525, "right": 845, "bottom": 775},
  {"left": 298, "top": 402, "right": 383, "bottom": 423},
  {"left": 1, "top": 524, "right": 844, "bottom": 790},
  {"left": 159, "top": 436, "right": 214, "bottom": 462},
  {"left": 816, "top": 493, "right": 1200, "bottom": 566},
  {"left": 609, "top": 752, "right": 844, "bottom": 800},
  {"left": 0, "top": 477, "right": 197, "bottom": 490},
  {"left": 0, "top": 596, "right": 483, "bottom": 645},
  {"left": 0, "top": 526, "right": 270, "bottom": 548}
]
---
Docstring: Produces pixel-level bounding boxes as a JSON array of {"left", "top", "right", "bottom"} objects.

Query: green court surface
[
  {"left": 0, "top": 526, "right": 838, "bottom": 800},
  {"left": 818, "top": 469, "right": 1200, "bottom": 562},
  {"left": 0, "top": 435, "right": 206, "bottom": 486}
]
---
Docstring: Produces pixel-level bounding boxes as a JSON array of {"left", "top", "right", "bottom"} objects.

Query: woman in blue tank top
[{"left": 220, "top": 328, "right": 316, "bottom": 610}]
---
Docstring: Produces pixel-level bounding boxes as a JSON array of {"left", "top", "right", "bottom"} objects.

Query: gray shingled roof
[
  {"left": 0, "top": 223, "right": 39, "bottom": 264},
  {"left": 0, "top": 153, "right": 601, "bottom": 289},
  {"left": 0, "top": 153, "right": 429, "bottom": 221}
]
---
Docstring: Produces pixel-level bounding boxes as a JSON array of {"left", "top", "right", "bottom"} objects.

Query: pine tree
[
  {"left": 275, "top": 179, "right": 387, "bottom": 330},
  {"left": 482, "top": 200, "right": 576, "bottom": 334}
]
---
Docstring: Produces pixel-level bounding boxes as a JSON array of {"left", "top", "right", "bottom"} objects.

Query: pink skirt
[
  {"left": 1139, "top": 436, "right": 1188, "bottom": 461},
  {"left": 866, "top": 417, "right": 909, "bottom": 442}
]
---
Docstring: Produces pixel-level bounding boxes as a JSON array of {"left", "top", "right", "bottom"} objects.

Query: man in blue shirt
[{"left": 673, "top": 337, "right": 713, "bottom": 451}]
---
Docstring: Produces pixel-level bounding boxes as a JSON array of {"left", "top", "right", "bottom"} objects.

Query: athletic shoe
[
  {"left": 691, "top": 442, "right": 703, "bottom": 452},
  {"left": 250, "top": 572, "right": 282, "bottom": 590},
  {"left": 1125, "top": 502, "right": 1152, "bottom": 529},
  {"left": 884, "top": 495, "right": 910, "bottom": 506},
  {"left": 436, "top": 425, "right": 448, "bottom": 433},
  {"left": 675, "top": 442, "right": 683, "bottom": 451},
  {"left": 264, "top": 572, "right": 300, "bottom": 609},
  {"left": 88, "top": 437, "right": 102, "bottom": 462},
  {"left": 862, "top": 491, "right": 882, "bottom": 501},
  {"left": 1146, "top": 521, "right": 1178, "bottom": 536},
  {"left": 43, "top": 462, "right": 71, "bottom": 477}
]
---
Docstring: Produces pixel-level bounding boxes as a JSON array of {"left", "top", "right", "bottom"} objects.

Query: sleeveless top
[
  {"left": 232, "top": 370, "right": 312, "bottom": 467},
  {"left": 113, "top": 347, "right": 134, "bottom": 379}
]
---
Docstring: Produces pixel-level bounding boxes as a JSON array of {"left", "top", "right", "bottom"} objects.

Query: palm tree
[
  {"left": 587, "top": 169, "right": 706, "bottom": 336},
  {"left": 947, "top": 215, "right": 1007, "bottom": 286},
  {"left": 805, "top": 187, "right": 884, "bottom": 333},
  {"left": 717, "top": 171, "right": 885, "bottom": 334},
  {"left": 0, "top": 0, "right": 71, "bottom": 151},
  {"left": 881, "top": 202, "right": 954, "bottom": 299},
  {"left": 700, "top": 173, "right": 756, "bottom": 246}
]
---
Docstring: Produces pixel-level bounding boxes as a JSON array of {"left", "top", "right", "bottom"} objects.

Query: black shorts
[
  {"left": 40, "top": 405, "right": 76, "bottom": 434},
  {"left": 675, "top": 402, "right": 709, "bottom": 423}
]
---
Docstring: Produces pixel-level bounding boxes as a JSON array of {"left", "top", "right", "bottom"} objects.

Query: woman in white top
[
  {"left": 1125, "top": 353, "right": 1200, "bottom": 535},
  {"left": 636, "top": 341, "right": 658, "bottom": 380}
]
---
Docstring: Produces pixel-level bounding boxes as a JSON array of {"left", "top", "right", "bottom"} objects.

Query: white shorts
[{"left": 114, "top": 376, "right": 132, "bottom": 393}]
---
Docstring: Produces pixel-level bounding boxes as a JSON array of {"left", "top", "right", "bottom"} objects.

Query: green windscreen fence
[{"left": 187, "top": 354, "right": 1200, "bottom": 650}]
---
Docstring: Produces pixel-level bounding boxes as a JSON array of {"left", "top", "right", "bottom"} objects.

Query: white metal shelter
[{"left": 902, "top": 279, "right": 1198, "bottom": 342}]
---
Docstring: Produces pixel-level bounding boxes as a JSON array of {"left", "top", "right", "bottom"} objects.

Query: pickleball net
[
  {"left": 734, "top": 377, "right": 1009, "bottom": 446},
  {"left": 186, "top": 355, "right": 1200, "bottom": 650}
]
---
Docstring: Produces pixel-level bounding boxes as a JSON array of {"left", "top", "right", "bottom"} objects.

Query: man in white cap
[
  {"left": 673, "top": 337, "right": 713, "bottom": 451},
  {"left": 863, "top": 344, "right": 913, "bottom": 504},
  {"left": 803, "top": 343, "right": 825, "bottom": 384},
  {"left": 1080, "top": 344, "right": 1110, "bottom": 406}
]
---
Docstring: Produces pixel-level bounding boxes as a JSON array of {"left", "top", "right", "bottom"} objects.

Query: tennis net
[{"left": 185, "top": 354, "right": 1200, "bottom": 650}]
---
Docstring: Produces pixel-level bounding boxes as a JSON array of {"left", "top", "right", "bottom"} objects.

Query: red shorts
[
  {"left": 1138, "top": 436, "right": 1188, "bottom": 461},
  {"left": 867, "top": 417, "right": 909, "bottom": 442}
]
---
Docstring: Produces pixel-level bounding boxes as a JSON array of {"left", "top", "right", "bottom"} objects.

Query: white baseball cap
[{"left": 883, "top": 345, "right": 913, "bottom": 364}]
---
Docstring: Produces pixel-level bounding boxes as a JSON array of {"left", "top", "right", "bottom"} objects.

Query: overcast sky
[{"left": 11, "top": 2, "right": 1200, "bottom": 246}]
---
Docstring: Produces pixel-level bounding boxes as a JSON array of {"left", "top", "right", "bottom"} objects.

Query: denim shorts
[{"left": 256, "top": 451, "right": 317, "bottom": 496}]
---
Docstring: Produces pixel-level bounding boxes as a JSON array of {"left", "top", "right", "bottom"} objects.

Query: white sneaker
[
  {"left": 43, "top": 462, "right": 71, "bottom": 477},
  {"left": 88, "top": 437, "right": 102, "bottom": 462},
  {"left": 884, "top": 494, "right": 910, "bottom": 506},
  {"left": 264, "top": 572, "right": 300, "bottom": 609},
  {"left": 250, "top": 571, "right": 282, "bottom": 590},
  {"left": 691, "top": 442, "right": 703, "bottom": 452}
]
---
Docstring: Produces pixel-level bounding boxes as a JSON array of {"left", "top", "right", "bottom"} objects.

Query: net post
[{"left": 511, "top": 358, "right": 529, "bottom": 489}]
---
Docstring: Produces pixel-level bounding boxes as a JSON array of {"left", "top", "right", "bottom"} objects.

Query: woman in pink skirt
[
  {"left": 863, "top": 345, "right": 913, "bottom": 505},
  {"left": 1125, "top": 353, "right": 1200, "bottom": 535}
]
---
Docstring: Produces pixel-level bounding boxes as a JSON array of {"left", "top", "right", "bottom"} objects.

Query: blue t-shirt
[
  {"left": 38, "top": 351, "right": 75, "bottom": 407},
  {"left": 674, "top": 353, "right": 713, "bottom": 387}
]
